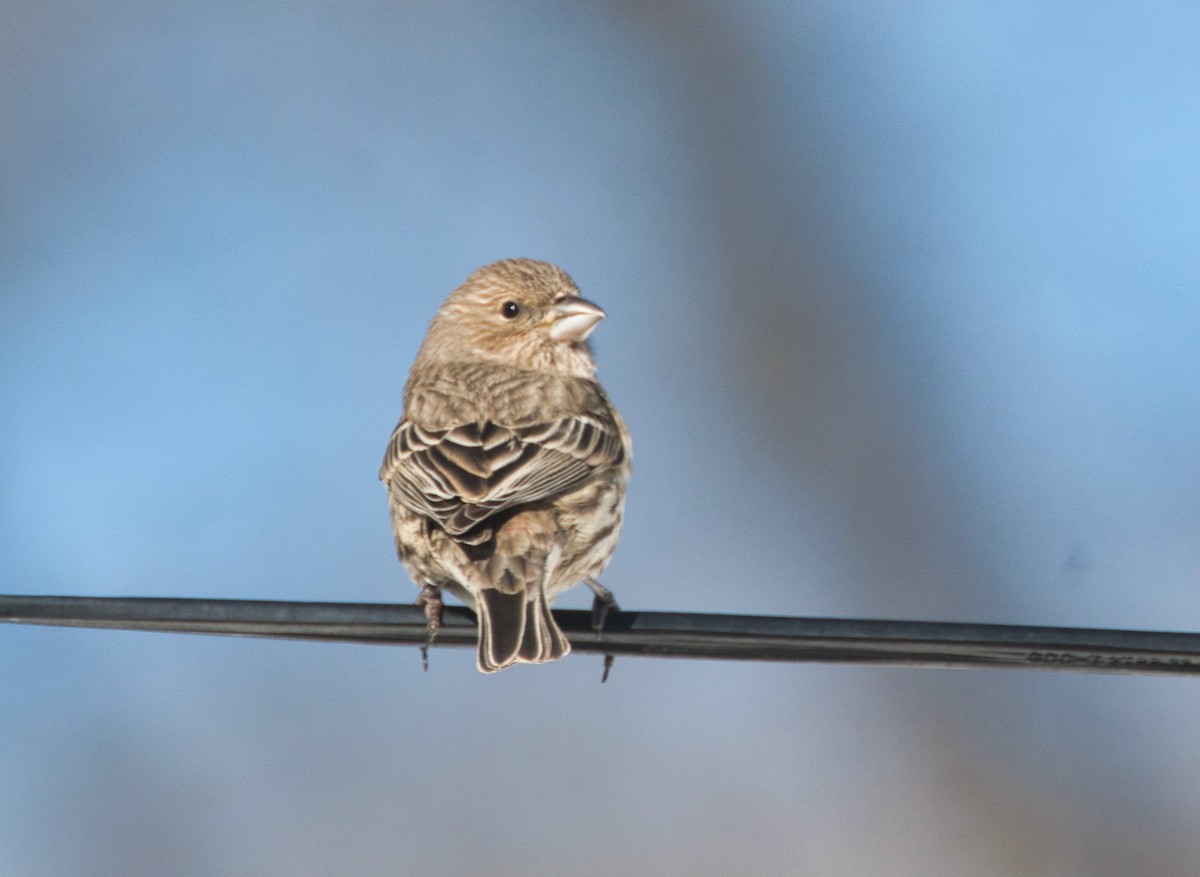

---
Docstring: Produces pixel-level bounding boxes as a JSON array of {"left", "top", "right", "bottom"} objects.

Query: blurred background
[{"left": 2, "top": 1, "right": 1197, "bottom": 874}]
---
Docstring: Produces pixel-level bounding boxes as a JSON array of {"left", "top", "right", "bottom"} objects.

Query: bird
[{"left": 380, "top": 258, "right": 631, "bottom": 673}]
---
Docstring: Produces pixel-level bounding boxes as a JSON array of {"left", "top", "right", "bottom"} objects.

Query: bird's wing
[{"left": 380, "top": 413, "right": 625, "bottom": 538}]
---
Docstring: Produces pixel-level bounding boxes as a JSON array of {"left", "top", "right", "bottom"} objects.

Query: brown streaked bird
[{"left": 380, "top": 259, "right": 631, "bottom": 673}]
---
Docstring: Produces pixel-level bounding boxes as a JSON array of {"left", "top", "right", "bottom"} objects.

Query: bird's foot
[
  {"left": 585, "top": 578, "right": 619, "bottom": 634},
  {"left": 585, "top": 578, "right": 619, "bottom": 682},
  {"left": 416, "top": 584, "right": 444, "bottom": 672}
]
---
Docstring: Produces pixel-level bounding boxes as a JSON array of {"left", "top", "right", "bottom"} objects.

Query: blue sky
[{"left": 2, "top": 2, "right": 1197, "bottom": 874}]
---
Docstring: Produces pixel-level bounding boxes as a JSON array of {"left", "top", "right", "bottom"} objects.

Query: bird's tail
[{"left": 476, "top": 587, "right": 571, "bottom": 673}]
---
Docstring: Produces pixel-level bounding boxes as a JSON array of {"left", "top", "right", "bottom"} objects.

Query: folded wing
[{"left": 380, "top": 413, "right": 625, "bottom": 542}]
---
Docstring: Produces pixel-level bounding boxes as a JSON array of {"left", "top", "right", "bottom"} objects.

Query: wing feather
[{"left": 380, "top": 411, "right": 625, "bottom": 540}]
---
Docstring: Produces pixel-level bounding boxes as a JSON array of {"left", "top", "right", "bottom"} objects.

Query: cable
[{"left": 4, "top": 594, "right": 1200, "bottom": 675}]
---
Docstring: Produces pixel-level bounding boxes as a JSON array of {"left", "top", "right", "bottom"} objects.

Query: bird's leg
[
  {"left": 584, "top": 577, "right": 619, "bottom": 683},
  {"left": 584, "top": 577, "right": 619, "bottom": 633},
  {"left": 415, "top": 583, "right": 443, "bottom": 672}
]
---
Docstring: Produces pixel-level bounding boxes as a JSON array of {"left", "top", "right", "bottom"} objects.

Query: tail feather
[
  {"left": 472, "top": 512, "right": 571, "bottom": 672},
  {"left": 517, "top": 589, "right": 572, "bottom": 664},
  {"left": 476, "top": 587, "right": 571, "bottom": 673},
  {"left": 476, "top": 589, "right": 526, "bottom": 673}
]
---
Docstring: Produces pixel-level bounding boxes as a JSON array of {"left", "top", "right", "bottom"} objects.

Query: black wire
[{"left": 3, "top": 594, "right": 1200, "bottom": 675}]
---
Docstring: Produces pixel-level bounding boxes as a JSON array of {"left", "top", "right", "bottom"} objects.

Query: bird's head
[{"left": 417, "top": 259, "right": 607, "bottom": 379}]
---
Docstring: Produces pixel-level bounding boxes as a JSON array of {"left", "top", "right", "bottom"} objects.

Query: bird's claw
[
  {"left": 585, "top": 578, "right": 619, "bottom": 635},
  {"left": 416, "top": 584, "right": 444, "bottom": 672},
  {"left": 600, "top": 653, "right": 615, "bottom": 684},
  {"left": 585, "top": 578, "right": 619, "bottom": 682}
]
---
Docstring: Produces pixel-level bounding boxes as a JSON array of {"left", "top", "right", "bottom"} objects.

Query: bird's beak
[{"left": 547, "top": 296, "right": 606, "bottom": 342}]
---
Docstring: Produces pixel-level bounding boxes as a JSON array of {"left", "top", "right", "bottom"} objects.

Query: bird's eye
[{"left": 501, "top": 301, "right": 521, "bottom": 319}]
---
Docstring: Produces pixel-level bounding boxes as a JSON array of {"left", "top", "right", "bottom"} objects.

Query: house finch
[{"left": 380, "top": 259, "right": 631, "bottom": 673}]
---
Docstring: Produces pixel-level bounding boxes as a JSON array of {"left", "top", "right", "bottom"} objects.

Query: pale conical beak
[{"left": 548, "top": 296, "right": 606, "bottom": 342}]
